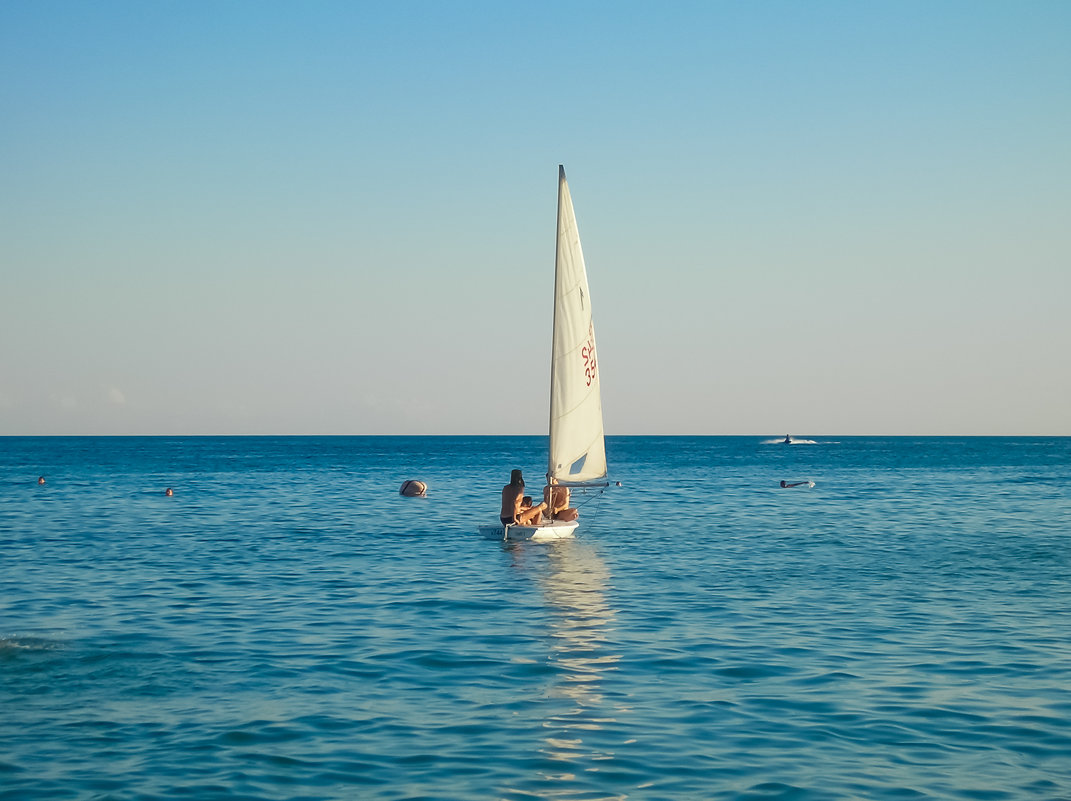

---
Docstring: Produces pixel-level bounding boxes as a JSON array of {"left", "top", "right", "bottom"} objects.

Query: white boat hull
[{"left": 478, "top": 520, "right": 579, "bottom": 542}]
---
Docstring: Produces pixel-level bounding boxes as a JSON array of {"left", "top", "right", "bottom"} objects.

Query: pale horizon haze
[{"left": 2, "top": 1, "right": 1069, "bottom": 436}]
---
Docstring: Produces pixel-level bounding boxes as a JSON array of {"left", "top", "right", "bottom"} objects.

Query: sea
[{"left": 2, "top": 436, "right": 1070, "bottom": 801}]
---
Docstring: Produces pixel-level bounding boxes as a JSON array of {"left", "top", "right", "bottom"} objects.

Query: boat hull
[{"left": 477, "top": 520, "right": 579, "bottom": 542}]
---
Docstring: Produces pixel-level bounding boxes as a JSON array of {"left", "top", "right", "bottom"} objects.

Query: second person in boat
[{"left": 543, "top": 477, "right": 579, "bottom": 522}]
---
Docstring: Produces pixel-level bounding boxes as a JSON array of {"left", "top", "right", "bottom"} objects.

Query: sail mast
[{"left": 547, "top": 165, "right": 566, "bottom": 481}]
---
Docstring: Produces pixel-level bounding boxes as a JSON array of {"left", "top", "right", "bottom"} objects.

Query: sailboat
[{"left": 479, "top": 166, "right": 609, "bottom": 542}]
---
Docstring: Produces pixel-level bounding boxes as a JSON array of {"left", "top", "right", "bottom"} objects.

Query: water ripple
[{"left": 3, "top": 436, "right": 1071, "bottom": 799}]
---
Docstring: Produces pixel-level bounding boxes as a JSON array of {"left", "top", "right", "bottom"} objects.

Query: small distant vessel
[
  {"left": 782, "top": 435, "right": 793, "bottom": 444},
  {"left": 479, "top": 166, "right": 608, "bottom": 542}
]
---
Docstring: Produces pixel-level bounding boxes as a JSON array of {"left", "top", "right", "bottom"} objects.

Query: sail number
[{"left": 581, "top": 324, "right": 597, "bottom": 386}]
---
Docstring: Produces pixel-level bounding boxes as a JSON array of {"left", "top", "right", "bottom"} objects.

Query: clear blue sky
[{"left": 2, "top": 1, "right": 1068, "bottom": 435}]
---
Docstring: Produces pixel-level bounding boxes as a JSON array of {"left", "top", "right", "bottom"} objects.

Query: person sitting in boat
[
  {"left": 500, "top": 469, "right": 546, "bottom": 527},
  {"left": 543, "top": 477, "right": 579, "bottom": 521}
]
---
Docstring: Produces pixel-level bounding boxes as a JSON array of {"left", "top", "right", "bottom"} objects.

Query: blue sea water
[{"left": 2, "top": 436, "right": 1070, "bottom": 800}]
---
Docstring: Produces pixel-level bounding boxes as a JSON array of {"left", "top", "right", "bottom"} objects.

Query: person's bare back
[
  {"left": 500, "top": 483, "right": 524, "bottom": 522},
  {"left": 499, "top": 469, "right": 545, "bottom": 526}
]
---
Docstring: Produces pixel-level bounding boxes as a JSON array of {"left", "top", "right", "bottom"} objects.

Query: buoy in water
[{"left": 399, "top": 480, "right": 427, "bottom": 497}]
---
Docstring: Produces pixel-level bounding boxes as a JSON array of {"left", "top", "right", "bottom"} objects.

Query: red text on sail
[{"left": 581, "top": 323, "right": 597, "bottom": 386}]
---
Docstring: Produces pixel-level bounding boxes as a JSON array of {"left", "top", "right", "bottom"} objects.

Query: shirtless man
[{"left": 500, "top": 469, "right": 546, "bottom": 527}]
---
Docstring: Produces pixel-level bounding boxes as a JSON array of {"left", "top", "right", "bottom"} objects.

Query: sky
[{"left": 1, "top": 0, "right": 1069, "bottom": 436}]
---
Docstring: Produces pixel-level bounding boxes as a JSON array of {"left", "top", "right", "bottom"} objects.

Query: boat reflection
[{"left": 505, "top": 539, "right": 626, "bottom": 798}]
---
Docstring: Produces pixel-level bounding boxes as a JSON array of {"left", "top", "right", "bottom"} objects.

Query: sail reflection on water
[{"left": 507, "top": 540, "right": 627, "bottom": 797}]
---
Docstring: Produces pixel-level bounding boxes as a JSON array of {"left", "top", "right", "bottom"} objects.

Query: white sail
[{"left": 548, "top": 166, "right": 607, "bottom": 484}]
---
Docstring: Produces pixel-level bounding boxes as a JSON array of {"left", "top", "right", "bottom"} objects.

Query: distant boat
[
  {"left": 777, "top": 435, "right": 818, "bottom": 445},
  {"left": 479, "top": 166, "right": 608, "bottom": 542}
]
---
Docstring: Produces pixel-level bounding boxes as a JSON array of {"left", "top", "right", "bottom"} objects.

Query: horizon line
[{"left": 2, "top": 433, "right": 1068, "bottom": 439}]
